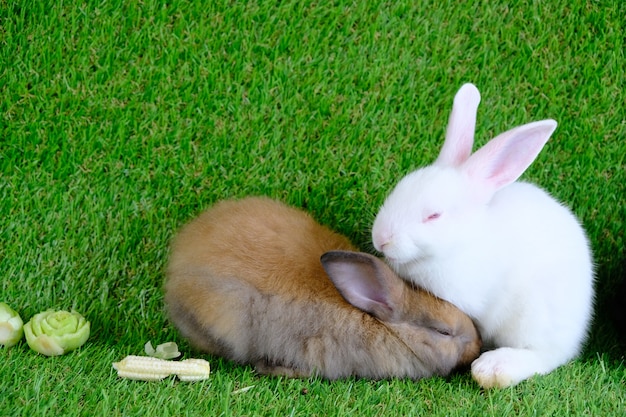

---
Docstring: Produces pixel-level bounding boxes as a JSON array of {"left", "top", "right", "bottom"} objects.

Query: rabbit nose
[{"left": 372, "top": 233, "right": 390, "bottom": 252}]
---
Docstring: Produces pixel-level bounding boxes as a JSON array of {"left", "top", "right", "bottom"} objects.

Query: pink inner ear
[
  {"left": 327, "top": 262, "right": 390, "bottom": 306},
  {"left": 461, "top": 120, "right": 557, "bottom": 193},
  {"left": 321, "top": 253, "right": 395, "bottom": 319}
]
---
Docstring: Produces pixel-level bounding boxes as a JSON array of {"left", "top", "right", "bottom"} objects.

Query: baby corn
[{"left": 113, "top": 355, "right": 211, "bottom": 381}]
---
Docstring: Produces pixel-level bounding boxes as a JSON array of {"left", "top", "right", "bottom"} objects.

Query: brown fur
[{"left": 165, "top": 197, "right": 481, "bottom": 380}]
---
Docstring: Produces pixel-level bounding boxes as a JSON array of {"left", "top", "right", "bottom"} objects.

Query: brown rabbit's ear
[{"left": 321, "top": 251, "right": 403, "bottom": 321}]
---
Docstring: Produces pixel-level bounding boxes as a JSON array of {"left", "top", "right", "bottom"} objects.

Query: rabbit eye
[
  {"left": 434, "top": 327, "right": 452, "bottom": 336},
  {"left": 425, "top": 212, "right": 441, "bottom": 222}
]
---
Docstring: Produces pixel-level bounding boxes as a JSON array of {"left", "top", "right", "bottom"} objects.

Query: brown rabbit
[{"left": 165, "top": 197, "right": 481, "bottom": 380}]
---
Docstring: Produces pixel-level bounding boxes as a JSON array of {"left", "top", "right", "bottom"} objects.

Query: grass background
[{"left": 1, "top": 0, "right": 624, "bottom": 415}]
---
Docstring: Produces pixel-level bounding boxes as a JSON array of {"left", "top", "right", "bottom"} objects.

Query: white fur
[{"left": 372, "top": 83, "right": 594, "bottom": 388}]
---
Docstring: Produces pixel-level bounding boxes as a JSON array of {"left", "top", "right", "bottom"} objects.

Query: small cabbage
[
  {"left": 24, "top": 309, "right": 90, "bottom": 356},
  {"left": 0, "top": 302, "right": 24, "bottom": 348}
]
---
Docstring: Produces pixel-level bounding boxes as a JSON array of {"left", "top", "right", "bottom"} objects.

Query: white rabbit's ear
[
  {"left": 321, "top": 251, "right": 402, "bottom": 321},
  {"left": 462, "top": 119, "right": 557, "bottom": 194},
  {"left": 436, "top": 83, "right": 482, "bottom": 167}
]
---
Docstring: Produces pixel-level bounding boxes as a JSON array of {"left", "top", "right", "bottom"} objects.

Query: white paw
[{"left": 471, "top": 348, "right": 544, "bottom": 389}]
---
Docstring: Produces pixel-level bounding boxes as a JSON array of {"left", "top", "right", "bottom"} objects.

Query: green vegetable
[
  {"left": 145, "top": 341, "right": 181, "bottom": 360},
  {"left": 0, "top": 302, "right": 24, "bottom": 348},
  {"left": 24, "top": 309, "right": 90, "bottom": 356}
]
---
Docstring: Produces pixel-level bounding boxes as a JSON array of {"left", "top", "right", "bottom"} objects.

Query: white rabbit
[{"left": 371, "top": 83, "right": 594, "bottom": 388}]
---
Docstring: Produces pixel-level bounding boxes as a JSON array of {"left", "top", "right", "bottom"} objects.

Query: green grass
[{"left": 1, "top": 0, "right": 624, "bottom": 415}]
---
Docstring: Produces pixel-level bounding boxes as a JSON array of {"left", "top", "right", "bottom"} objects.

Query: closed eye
[
  {"left": 424, "top": 212, "right": 441, "bottom": 222},
  {"left": 434, "top": 327, "right": 451, "bottom": 336}
]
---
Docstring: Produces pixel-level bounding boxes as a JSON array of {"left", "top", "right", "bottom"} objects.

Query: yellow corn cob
[{"left": 112, "top": 355, "right": 210, "bottom": 382}]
